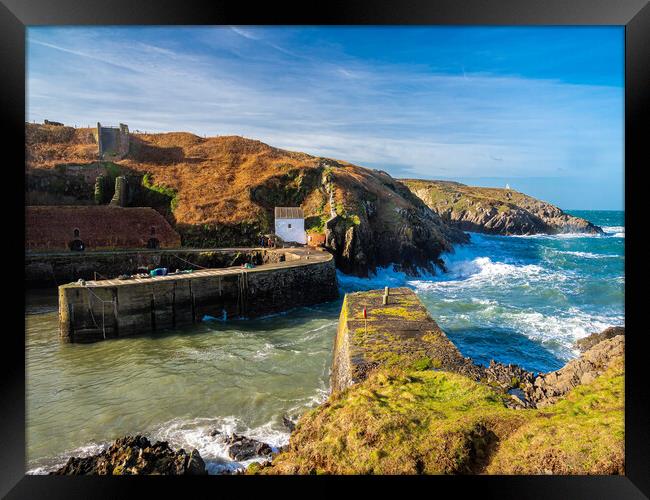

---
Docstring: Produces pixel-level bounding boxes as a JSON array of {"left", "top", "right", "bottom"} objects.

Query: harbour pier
[{"left": 58, "top": 248, "right": 338, "bottom": 342}]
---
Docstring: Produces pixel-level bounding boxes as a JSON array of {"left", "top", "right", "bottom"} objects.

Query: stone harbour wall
[
  {"left": 58, "top": 250, "right": 338, "bottom": 342},
  {"left": 26, "top": 248, "right": 285, "bottom": 288}
]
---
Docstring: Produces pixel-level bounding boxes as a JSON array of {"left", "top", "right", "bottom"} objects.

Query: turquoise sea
[
  {"left": 339, "top": 210, "right": 624, "bottom": 373},
  {"left": 26, "top": 210, "right": 624, "bottom": 474}
]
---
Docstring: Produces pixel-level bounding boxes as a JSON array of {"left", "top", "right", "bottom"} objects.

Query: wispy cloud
[
  {"left": 229, "top": 26, "right": 305, "bottom": 59},
  {"left": 229, "top": 26, "right": 260, "bottom": 41},
  {"left": 26, "top": 26, "right": 623, "bottom": 208}
]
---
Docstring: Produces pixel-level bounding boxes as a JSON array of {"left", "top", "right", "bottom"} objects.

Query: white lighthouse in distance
[{"left": 505, "top": 183, "right": 510, "bottom": 190}]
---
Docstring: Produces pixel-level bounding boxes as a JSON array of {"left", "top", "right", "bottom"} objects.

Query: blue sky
[{"left": 26, "top": 26, "right": 624, "bottom": 210}]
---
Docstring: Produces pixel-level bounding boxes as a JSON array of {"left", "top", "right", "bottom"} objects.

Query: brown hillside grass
[
  {"left": 26, "top": 124, "right": 424, "bottom": 231},
  {"left": 122, "top": 133, "right": 323, "bottom": 226},
  {"left": 26, "top": 123, "right": 97, "bottom": 168},
  {"left": 401, "top": 178, "right": 556, "bottom": 211}
]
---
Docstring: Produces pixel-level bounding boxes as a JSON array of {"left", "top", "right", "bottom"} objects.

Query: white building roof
[{"left": 275, "top": 207, "right": 304, "bottom": 219}]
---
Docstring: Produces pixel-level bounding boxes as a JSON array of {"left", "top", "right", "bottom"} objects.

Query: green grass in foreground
[
  {"left": 251, "top": 358, "right": 624, "bottom": 475},
  {"left": 252, "top": 368, "right": 524, "bottom": 474},
  {"left": 487, "top": 357, "right": 624, "bottom": 474}
]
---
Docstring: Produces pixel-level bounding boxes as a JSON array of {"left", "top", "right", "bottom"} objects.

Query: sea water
[
  {"left": 338, "top": 210, "right": 624, "bottom": 373},
  {"left": 25, "top": 210, "right": 624, "bottom": 474}
]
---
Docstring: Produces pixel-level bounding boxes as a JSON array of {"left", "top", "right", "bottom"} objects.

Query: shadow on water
[
  {"left": 446, "top": 326, "right": 566, "bottom": 375},
  {"left": 114, "top": 298, "right": 344, "bottom": 344},
  {"left": 25, "top": 288, "right": 59, "bottom": 314}
]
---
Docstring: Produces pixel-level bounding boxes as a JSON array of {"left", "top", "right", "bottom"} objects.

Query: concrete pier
[
  {"left": 330, "top": 287, "right": 479, "bottom": 393},
  {"left": 58, "top": 248, "right": 338, "bottom": 342}
]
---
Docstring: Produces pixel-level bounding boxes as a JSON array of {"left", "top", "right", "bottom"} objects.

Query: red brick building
[{"left": 26, "top": 206, "right": 181, "bottom": 252}]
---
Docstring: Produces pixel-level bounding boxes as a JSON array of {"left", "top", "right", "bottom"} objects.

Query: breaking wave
[
  {"left": 337, "top": 212, "right": 624, "bottom": 370},
  {"left": 26, "top": 415, "right": 298, "bottom": 475},
  {"left": 602, "top": 226, "right": 625, "bottom": 238},
  {"left": 151, "top": 415, "right": 292, "bottom": 474},
  {"left": 26, "top": 210, "right": 623, "bottom": 475}
]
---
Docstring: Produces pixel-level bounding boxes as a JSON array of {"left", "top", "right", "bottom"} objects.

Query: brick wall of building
[{"left": 26, "top": 206, "right": 181, "bottom": 252}]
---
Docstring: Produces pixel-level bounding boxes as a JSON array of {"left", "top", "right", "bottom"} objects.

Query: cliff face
[
  {"left": 321, "top": 167, "right": 468, "bottom": 276},
  {"left": 401, "top": 179, "right": 603, "bottom": 236},
  {"left": 26, "top": 124, "right": 468, "bottom": 277}
]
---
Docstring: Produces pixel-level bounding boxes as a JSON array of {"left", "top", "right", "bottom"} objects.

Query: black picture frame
[{"left": 1, "top": 0, "right": 647, "bottom": 497}]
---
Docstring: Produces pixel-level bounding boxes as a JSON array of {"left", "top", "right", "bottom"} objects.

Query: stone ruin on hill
[{"left": 93, "top": 122, "right": 130, "bottom": 160}]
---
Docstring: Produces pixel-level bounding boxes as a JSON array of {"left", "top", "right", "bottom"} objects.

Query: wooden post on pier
[{"left": 363, "top": 306, "right": 367, "bottom": 335}]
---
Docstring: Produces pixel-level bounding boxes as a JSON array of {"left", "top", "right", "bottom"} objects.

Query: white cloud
[{"left": 26, "top": 27, "right": 623, "bottom": 186}]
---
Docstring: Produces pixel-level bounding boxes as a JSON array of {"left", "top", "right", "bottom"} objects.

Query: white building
[{"left": 274, "top": 207, "right": 306, "bottom": 244}]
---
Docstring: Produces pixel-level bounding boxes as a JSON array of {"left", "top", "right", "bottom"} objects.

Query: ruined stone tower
[{"left": 95, "top": 122, "right": 130, "bottom": 160}]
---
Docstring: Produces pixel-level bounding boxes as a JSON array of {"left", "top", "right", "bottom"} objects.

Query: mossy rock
[{"left": 486, "top": 359, "right": 624, "bottom": 474}]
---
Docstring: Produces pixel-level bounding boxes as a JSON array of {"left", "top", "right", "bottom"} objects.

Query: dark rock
[
  {"left": 209, "top": 428, "right": 221, "bottom": 437},
  {"left": 323, "top": 175, "right": 469, "bottom": 277},
  {"left": 225, "top": 434, "right": 273, "bottom": 461},
  {"left": 282, "top": 415, "right": 297, "bottom": 433},
  {"left": 186, "top": 448, "right": 207, "bottom": 475},
  {"left": 51, "top": 435, "right": 207, "bottom": 475}
]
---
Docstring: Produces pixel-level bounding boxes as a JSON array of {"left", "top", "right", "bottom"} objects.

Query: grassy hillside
[
  {"left": 25, "top": 123, "right": 467, "bottom": 276},
  {"left": 487, "top": 357, "right": 624, "bottom": 474}
]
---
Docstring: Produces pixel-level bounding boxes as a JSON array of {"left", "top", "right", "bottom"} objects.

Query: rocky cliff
[
  {"left": 26, "top": 123, "right": 468, "bottom": 276},
  {"left": 401, "top": 179, "right": 603, "bottom": 235}
]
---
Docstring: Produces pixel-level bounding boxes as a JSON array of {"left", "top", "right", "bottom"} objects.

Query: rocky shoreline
[
  {"left": 51, "top": 436, "right": 207, "bottom": 475},
  {"left": 482, "top": 328, "right": 624, "bottom": 409},
  {"left": 50, "top": 431, "right": 285, "bottom": 475}
]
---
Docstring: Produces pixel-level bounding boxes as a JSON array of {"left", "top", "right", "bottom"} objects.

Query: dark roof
[{"left": 275, "top": 207, "right": 304, "bottom": 219}]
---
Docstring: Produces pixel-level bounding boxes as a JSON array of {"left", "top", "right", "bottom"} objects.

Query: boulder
[
  {"left": 225, "top": 434, "right": 273, "bottom": 461},
  {"left": 282, "top": 415, "right": 297, "bottom": 433},
  {"left": 52, "top": 435, "right": 207, "bottom": 475}
]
